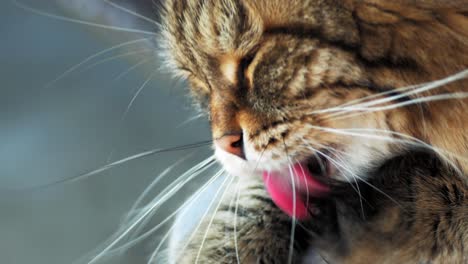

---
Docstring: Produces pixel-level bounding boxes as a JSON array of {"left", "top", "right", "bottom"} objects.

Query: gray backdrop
[{"left": 1, "top": 1, "right": 211, "bottom": 263}]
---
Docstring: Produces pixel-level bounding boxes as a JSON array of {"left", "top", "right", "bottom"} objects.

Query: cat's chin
[{"left": 215, "top": 147, "right": 262, "bottom": 178}]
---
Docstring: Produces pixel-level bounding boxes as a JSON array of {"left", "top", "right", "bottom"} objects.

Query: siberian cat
[
  {"left": 26, "top": 0, "right": 468, "bottom": 263},
  {"left": 160, "top": 0, "right": 468, "bottom": 263}
]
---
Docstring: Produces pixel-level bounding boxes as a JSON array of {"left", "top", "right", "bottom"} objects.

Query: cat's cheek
[{"left": 215, "top": 147, "right": 260, "bottom": 178}]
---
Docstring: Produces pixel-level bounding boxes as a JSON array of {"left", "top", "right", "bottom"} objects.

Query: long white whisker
[
  {"left": 122, "top": 155, "right": 192, "bottom": 241},
  {"left": 194, "top": 174, "right": 236, "bottom": 264},
  {"left": 101, "top": 165, "right": 224, "bottom": 259},
  {"left": 173, "top": 172, "right": 230, "bottom": 263},
  {"left": 85, "top": 156, "right": 216, "bottom": 264},
  {"left": 44, "top": 38, "right": 150, "bottom": 87},
  {"left": 121, "top": 70, "right": 160, "bottom": 121},
  {"left": 176, "top": 113, "right": 206, "bottom": 128},
  {"left": 282, "top": 138, "right": 296, "bottom": 264},
  {"left": 307, "top": 142, "right": 366, "bottom": 218},
  {"left": 329, "top": 92, "right": 468, "bottom": 120},
  {"left": 302, "top": 141, "right": 364, "bottom": 208},
  {"left": 12, "top": 0, "right": 158, "bottom": 35},
  {"left": 310, "top": 147, "right": 403, "bottom": 209},
  {"left": 233, "top": 182, "right": 241, "bottom": 264},
  {"left": 79, "top": 49, "right": 153, "bottom": 73},
  {"left": 311, "top": 69, "right": 468, "bottom": 115},
  {"left": 337, "top": 69, "right": 468, "bottom": 111},
  {"left": 115, "top": 57, "right": 154, "bottom": 81},
  {"left": 309, "top": 126, "right": 466, "bottom": 173},
  {"left": 35, "top": 141, "right": 212, "bottom": 188},
  {"left": 286, "top": 162, "right": 297, "bottom": 264},
  {"left": 147, "top": 169, "right": 228, "bottom": 264}
]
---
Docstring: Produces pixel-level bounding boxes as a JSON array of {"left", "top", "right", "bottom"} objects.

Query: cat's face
[{"left": 162, "top": 0, "right": 467, "bottom": 216}]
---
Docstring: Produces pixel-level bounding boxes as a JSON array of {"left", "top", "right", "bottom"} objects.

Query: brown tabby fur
[{"left": 161, "top": 0, "right": 468, "bottom": 263}]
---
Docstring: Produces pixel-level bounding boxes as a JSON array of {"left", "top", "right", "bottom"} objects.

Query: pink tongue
[{"left": 262, "top": 163, "right": 328, "bottom": 220}]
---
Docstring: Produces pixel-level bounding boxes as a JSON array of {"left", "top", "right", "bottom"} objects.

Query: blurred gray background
[{"left": 1, "top": 1, "right": 211, "bottom": 263}]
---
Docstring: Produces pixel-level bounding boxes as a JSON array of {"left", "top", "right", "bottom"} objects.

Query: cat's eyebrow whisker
[
  {"left": 12, "top": 0, "right": 158, "bottom": 36},
  {"left": 84, "top": 156, "right": 217, "bottom": 264},
  {"left": 103, "top": 0, "right": 161, "bottom": 26},
  {"left": 25, "top": 141, "right": 212, "bottom": 190},
  {"left": 43, "top": 38, "right": 151, "bottom": 87},
  {"left": 195, "top": 174, "right": 237, "bottom": 264}
]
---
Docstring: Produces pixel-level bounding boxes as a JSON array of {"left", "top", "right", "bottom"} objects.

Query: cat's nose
[{"left": 215, "top": 133, "right": 245, "bottom": 159}]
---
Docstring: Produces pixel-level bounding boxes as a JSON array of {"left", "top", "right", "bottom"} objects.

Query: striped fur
[{"left": 162, "top": 1, "right": 468, "bottom": 263}]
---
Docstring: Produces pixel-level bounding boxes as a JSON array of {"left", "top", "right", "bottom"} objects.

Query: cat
[
  {"left": 159, "top": 0, "right": 468, "bottom": 263},
  {"left": 27, "top": 0, "right": 467, "bottom": 263}
]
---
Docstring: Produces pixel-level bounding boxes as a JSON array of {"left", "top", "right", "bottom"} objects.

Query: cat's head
[{"left": 161, "top": 0, "right": 467, "bottom": 217}]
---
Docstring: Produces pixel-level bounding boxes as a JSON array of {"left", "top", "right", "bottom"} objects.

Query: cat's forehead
[{"left": 162, "top": 0, "right": 265, "bottom": 78}]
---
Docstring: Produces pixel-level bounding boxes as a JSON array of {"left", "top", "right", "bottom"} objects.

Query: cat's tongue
[{"left": 262, "top": 164, "right": 329, "bottom": 220}]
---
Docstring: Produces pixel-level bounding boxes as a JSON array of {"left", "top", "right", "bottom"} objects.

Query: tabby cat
[{"left": 160, "top": 0, "right": 468, "bottom": 263}]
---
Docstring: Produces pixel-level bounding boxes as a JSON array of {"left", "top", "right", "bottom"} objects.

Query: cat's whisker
[
  {"left": 147, "top": 168, "right": 227, "bottom": 264},
  {"left": 84, "top": 156, "right": 217, "bottom": 264},
  {"left": 307, "top": 125, "right": 465, "bottom": 174},
  {"left": 121, "top": 70, "right": 160, "bottom": 121},
  {"left": 195, "top": 174, "right": 236, "bottom": 264},
  {"left": 43, "top": 38, "right": 151, "bottom": 87},
  {"left": 282, "top": 139, "right": 296, "bottom": 264},
  {"left": 103, "top": 0, "right": 161, "bottom": 26},
  {"left": 288, "top": 69, "right": 468, "bottom": 116},
  {"left": 327, "top": 69, "right": 468, "bottom": 114},
  {"left": 286, "top": 162, "right": 297, "bottom": 264},
  {"left": 25, "top": 141, "right": 212, "bottom": 190},
  {"left": 301, "top": 141, "right": 365, "bottom": 214},
  {"left": 306, "top": 142, "right": 366, "bottom": 218},
  {"left": 12, "top": 0, "right": 158, "bottom": 36},
  {"left": 326, "top": 92, "right": 468, "bottom": 120},
  {"left": 233, "top": 182, "right": 242, "bottom": 264},
  {"left": 91, "top": 161, "right": 221, "bottom": 261},
  {"left": 122, "top": 155, "right": 193, "bottom": 242},
  {"left": 297, "top": 163, "right": 311, "bottom": 211},
  {"left": 78, "top": 49, "right": 153, "bottom": 74},
  {"left": 176, "top": 113, "right": 206, "bottom": 128},
  {"left": 115, "top": 57, "right": 154, "bottom": 81},
  {"left": 174, "top": 170, "right": 230, "bottom": 263},
  {"left": 310, "top": 147, "right": 403, "bottom": 210}
]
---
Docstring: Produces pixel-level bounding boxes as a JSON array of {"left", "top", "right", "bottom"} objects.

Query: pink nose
[{"left": 215, "top": 133, "right": 245, "bottom": 159}]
